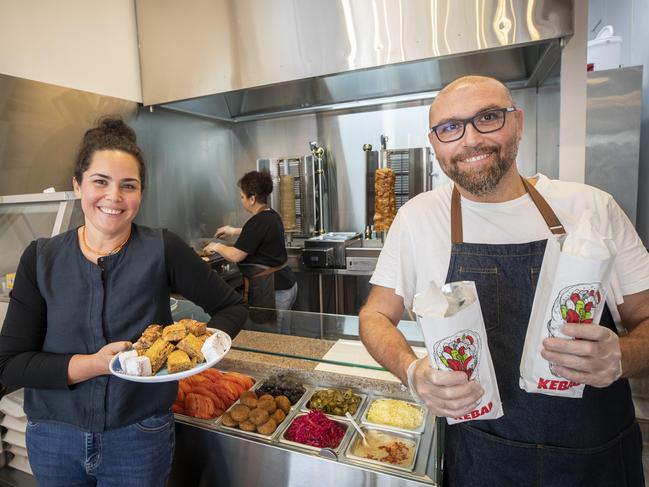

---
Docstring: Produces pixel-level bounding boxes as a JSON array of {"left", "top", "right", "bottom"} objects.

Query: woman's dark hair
[
  {"left": 73, "top": 117, "right": 146, "bottom": 190},
  {"left": 238, "top": 171, "right": 273, "bottom": 204}
]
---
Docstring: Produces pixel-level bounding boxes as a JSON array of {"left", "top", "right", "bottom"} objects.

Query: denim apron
[{"left": 442, "top": 178, "right": 644, "bottom": 487}]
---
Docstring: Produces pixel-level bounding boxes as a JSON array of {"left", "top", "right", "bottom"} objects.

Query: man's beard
[{"left": 439, "top": 137, "right": 519, "bottom": 196}]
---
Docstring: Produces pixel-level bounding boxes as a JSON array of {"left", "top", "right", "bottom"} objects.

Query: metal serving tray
[
  {"left": 344, "top": 426, "right": 421, "bottom": 473},
  {"left": 300, "top": 387, "right": 367, "bottom": 421},
  {"left": 215, "top": 381, "right": 307, "bottom": 441},
  {"left": 173, "top": 369, "right": 261, "bottom": 427},
  {"left": 253, "top": 377, "right": 310, "bottom": 408},
  {"left": 277, "top": 412, "right": 353, "bottom": 456},
  {"left": 361, "top": 396, "right": 428, "bottom": 435}
]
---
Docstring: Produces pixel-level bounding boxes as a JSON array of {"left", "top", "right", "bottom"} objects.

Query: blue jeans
[
  {"left": 275, "top": 283, "right": 297, "bottom": 311},
  {"left": 26, "top": 411, "right": 175, "bottom": 487}
]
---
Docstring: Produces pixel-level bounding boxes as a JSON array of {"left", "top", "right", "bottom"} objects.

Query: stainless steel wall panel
[
  {"left": 536, "top": 81, "right": 560, "bottom": 179},
  {"left": 0, "top": 74, "right": 137, "bottom": 196},
  {"left": 585, "top": 66, "right": 642, "bottom": 224},
  {"left": 131, "top": 108, "right": 242, "bottom": 241},
  {"left": 136, "top": 0, "right": 573, "bottom": 105}
]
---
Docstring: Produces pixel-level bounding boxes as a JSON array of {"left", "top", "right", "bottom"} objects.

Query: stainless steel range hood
[{"left": 136, "top": 0, "right": 572, "bottom": 121}]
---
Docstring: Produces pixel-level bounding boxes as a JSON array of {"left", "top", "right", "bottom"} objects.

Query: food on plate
[
  {"left": 366, "top": 399, "right": 424, "bottom": 430},
  {"left": 122, "top": 320, "right": 223, "bottom": 377},
  {"left": 284, "top": 410, "right": 347, "bottom": 449},
  {"left": 239, "top": 391, "right": 258, "bottom": 408},
  {"left": 197, "top": 333, "right": 212, "bottom": 344},
  {"left": 230, "top": 404, "right": 251, "bottom": 423},
  {"left": 144, "top": 339, "right": 175, "bottom": 374},
  {"left": 167, "top": 350, "right": 192, "bottom": 374},
  {"left": 124, "top": 355, "right": 152, "bottom": 377},
  {"left": 256, "top": 374, "right": 306, "bottom": 405},
  {"left": 162, "top": 323, "right": 188, "bottom": 342},
  {"left": 274, "top": 395, "right": 291, "bottom": 414},
  {"left": 201, "top": 333, "right": 229, "bottom": 361},
  {"left": 176, "top": 333, "right": 205, "bottom": 362},
  {"left": 133, "top": 324, "right": 162, "bottom": 351},
  {"left": 256, "top": 418, "right": 278, "bottom": 436},
  {"left": 373, "top": 168, "right": 396, "bottom": 232},
  {"left": 178, "top": 318, "right": 207, "bottom": 336},
  {"left": 118, "top": 350, "right": 138, "bottom": 370},
  {"left": 351, "top": 430, "right": 416, "bottom": 467},
  {"left": 307, "top": 388, "right": 362, "bottom": 416},
  {"left": 174, "top": 370, "right": 255, "bottom": 420},
  {"left": 248, "top": 408, "right": 270, "bottom": 426},
  {"left": 221, "top": 412, "right": 237, "bottom": 427}
]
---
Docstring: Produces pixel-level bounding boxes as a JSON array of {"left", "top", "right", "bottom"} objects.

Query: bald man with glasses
[{"left": 360, "top": 75, "right": 649, "bottom": 486}]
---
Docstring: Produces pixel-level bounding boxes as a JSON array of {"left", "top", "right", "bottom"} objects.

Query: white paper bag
[
  {"left": 414, "top": 281, "right": 503, "bottom": 424},
  {"left": 519, "top": 212, "right": 616, "bottom": 398}
]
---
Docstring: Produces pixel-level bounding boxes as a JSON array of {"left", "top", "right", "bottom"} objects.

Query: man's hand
[
  {"left": 542, "top": 323, "right": 622, "bottom": 388},
  {"left": 409, "top": 357, "right": 484, "bottom": 418}
]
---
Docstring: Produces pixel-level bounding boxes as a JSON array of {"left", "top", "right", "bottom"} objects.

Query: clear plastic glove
[
  {"left": 542, "top": 323, "right": 622, "bottom": 388},
  {"left": 407, "top": 356, "right": 484, "bottom": 418},
  {"left": 214, "top": 225, "right": 236, "bottom": 238}
]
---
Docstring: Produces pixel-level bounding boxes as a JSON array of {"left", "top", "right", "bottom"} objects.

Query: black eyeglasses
[{"left": 429, "top": 107, "right": 517, "bottom": 143}]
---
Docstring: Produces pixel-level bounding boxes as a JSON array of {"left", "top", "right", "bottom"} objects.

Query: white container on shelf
[
  {"left": 587, "top": 25, "right": 622, "bottom": 71},
  {"left": 0, "top": 414, "right": 27, "bottom": 433},
  {"left": 0, "top": 388, "right": 25, "bottom": 418},
  {"left": 3, "top": 429, "right": 26, "bottom": 449}
]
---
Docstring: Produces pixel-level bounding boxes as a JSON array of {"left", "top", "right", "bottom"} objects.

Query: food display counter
[{"left": 168, "top": 308, "right": 443, "bottom": 486}]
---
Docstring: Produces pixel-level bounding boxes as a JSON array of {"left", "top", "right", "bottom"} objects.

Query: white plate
[{"left": 109, "top": 328, "right": 231, "bottom": 383}]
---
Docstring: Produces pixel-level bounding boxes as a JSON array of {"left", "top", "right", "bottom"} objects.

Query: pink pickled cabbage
[{"left": 285, "top": 410, "right": 346, "bottom": 448}]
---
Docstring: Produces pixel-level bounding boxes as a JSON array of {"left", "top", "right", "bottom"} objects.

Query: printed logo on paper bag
[
  {"left": 546, "top": 283, "right": 602, "bottom": 376},
  {"left": 432, "top": 331, "right": 480, "bottom": 380}
]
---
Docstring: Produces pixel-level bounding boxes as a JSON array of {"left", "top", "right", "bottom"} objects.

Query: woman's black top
[
  {"left": 0, "top": 224, "right": 247, "bottom": 432},
  {"left": 234, "top": 209, "right": 296, "bottom": 290}
]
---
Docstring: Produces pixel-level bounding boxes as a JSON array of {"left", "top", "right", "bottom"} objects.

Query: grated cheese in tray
[{"left": 366, "top": 399, "right": 423, "bottom": 430}]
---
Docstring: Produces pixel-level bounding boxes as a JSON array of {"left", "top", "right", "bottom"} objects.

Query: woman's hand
[
  {"left": 93, "top": 341, "right": 132, "bottom": 373},
  {"left": 203, "top": 242, "right": 221, "bottom": 255},
  {"left": 214, "top": 225, "right": 235, "bottom": 238},
  {"left": 68, "top": 341, "right": 132, "bottom": 385}
]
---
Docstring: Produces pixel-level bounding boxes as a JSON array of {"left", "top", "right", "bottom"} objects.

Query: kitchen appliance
[
  {"left": 363, "top": 137, "right": 447, "bottom": 234},
  {"left": 190, "top": 238, "right": 243, "bottom": 289},
  {"left": 258, "top": 142, "right": 330, "bottom": 239},
  {"left": 302, "top": 232, "right": 362, "bottom": 269}
]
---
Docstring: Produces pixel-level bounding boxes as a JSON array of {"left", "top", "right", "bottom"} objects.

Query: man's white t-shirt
[{"left": 370, "top": 174, "right": 649, "bottom": 314}]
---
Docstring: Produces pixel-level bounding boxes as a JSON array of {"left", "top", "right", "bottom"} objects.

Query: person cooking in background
[
  {"left": 203, "top": 170, "right": 298, "bottom": 311},
  {"left": 359, "top": 75, "right": 649, "bottom": 486},
  {"left": 0, "top": 117, "right": 247, "bottom": 486}
]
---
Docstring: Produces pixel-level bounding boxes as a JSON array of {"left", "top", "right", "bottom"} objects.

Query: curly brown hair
[
  {"left": 238, "top": 171, "right": 273, "bottom": 204},
  {"left": 73, "top": 117, "right": 146, "bottom": 190}
]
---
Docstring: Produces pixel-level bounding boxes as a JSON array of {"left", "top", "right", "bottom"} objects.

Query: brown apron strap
[
  {"left": 451, "top": 185, "right": 464, "bottom": 244},
  {"left": 520, "top": 177, "right": 566, "bottom": 235},
  {"left": 450, "top": 177, "right": 566, "bottom": 244},
  {"left": 249, "top": 261, "right": 288, "bottom": 279}
]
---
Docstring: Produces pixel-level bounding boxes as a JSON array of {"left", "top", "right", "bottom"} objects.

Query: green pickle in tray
[{"left": 307, "top": 388, "right": 362, "bottom": 416}]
